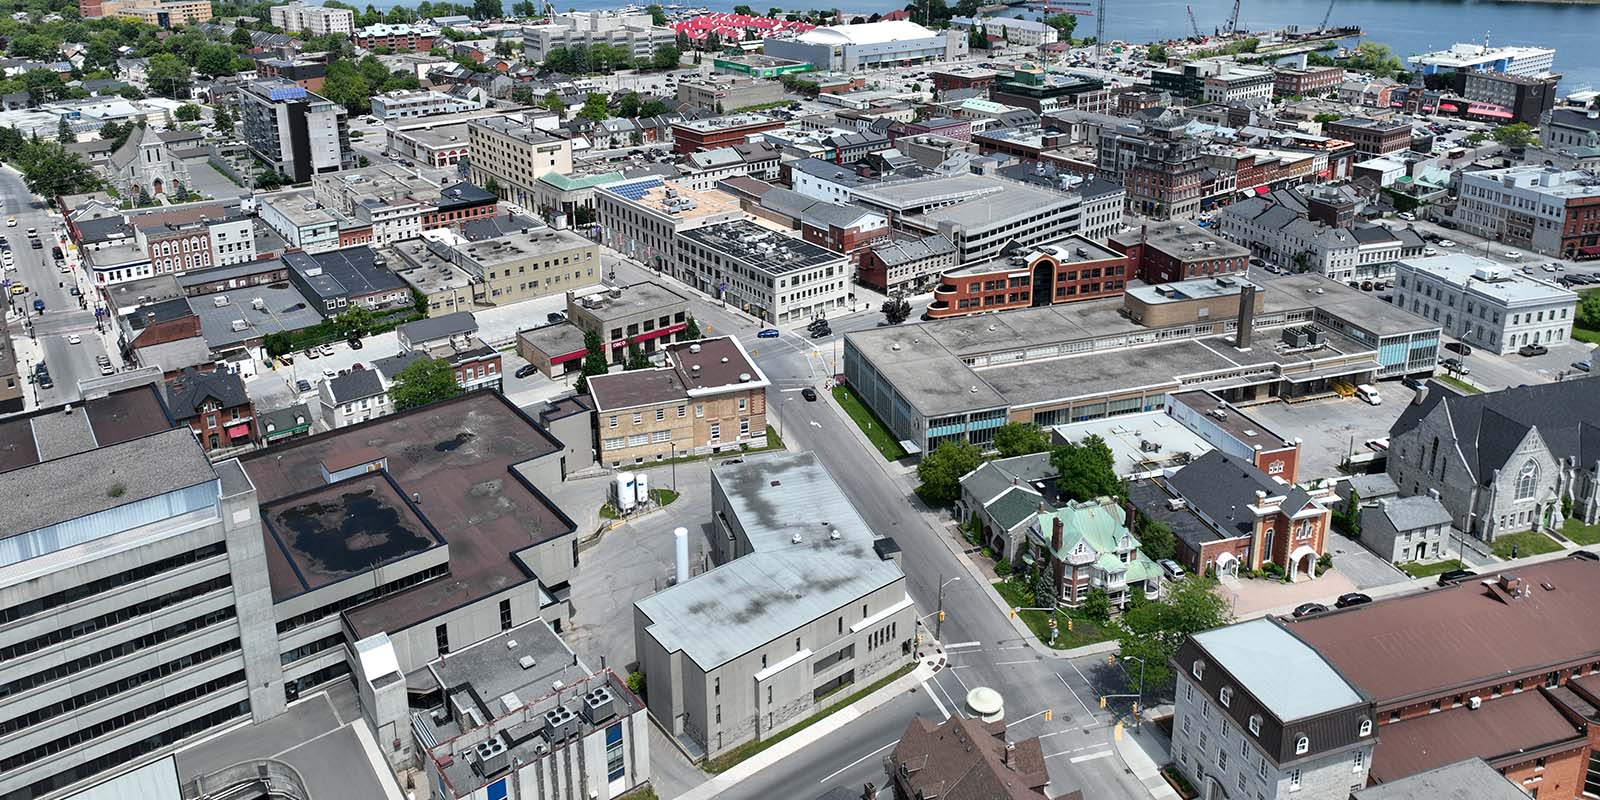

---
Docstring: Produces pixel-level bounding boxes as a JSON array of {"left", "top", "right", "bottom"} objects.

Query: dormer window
[
  {"left": 1248, "top": 715, "right": 1261, "bottom": 736},
  {"left": 1193, "top": 660, "right": 1205, "bottom": 680},
  {"left": 1219, "top": 686, "right": 1233, "bottom": 707},
  {"left": 1359, "top": 719, "right": 1372, "bottom": 737},
  {"left": 1295, "top": 735, "right": 1310, "bottom": 755}
]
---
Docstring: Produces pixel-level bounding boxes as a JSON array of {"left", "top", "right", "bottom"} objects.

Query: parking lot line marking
[
  {"left": 1070, "top": 750, "right": 1115, "bottom": 764},
  {"left": 818, "top": 739, "right": 900, "bottom": 785}
]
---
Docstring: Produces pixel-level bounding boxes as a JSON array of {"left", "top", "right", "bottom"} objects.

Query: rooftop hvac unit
[
  {"left": 1166, "top": 498, "right": 1188, "bottom": 511},
  {"left": 1306, "top": 328, "right": 1324, "bottom": 345},
  {"left": 230, "top": 319, "right": 249, "bottom": 332},
  {"left": 543, "top": 705, "right": 580, "bottom": 743},
  {"left": 1282, "top": 327, "right": 1309, "bottom": 348},
  {"left": 580, "top": 686, "right": 616, "bottom": 724},
  {"left": 251, "top": 297, "right": 266, "bottom": 311},
  {"left": 471, "top": 733, "right": 511, "bottom": 777},
  {"left": 213, "top": 294, "right": 229, "bottom": 307}
]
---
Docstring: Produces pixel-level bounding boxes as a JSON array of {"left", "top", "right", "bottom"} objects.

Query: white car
[
  {"left": 1438, "top": 240, "right": 1457, "bottom": 248},
  {"left": 66, "top": 334, "right": 80, "bottom": 345},
  {"left": 1424, "top": 247, "right": 1439, "bottom": 256}
]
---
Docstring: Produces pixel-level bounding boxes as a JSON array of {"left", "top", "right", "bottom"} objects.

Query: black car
[
  {"left": 515, "top": 364, "right": 539, "bottom": 379},
  {"left": 29, "top": 239, "right": 40, "bottom": 249},
  {"left": 801, "top": 387, "right": 818, "bottom": 402},
  {"left": 1439, "top": 220, "right": 1459, "bottom": 229},
  {"left": 348, "top": 337, "right": 364, "bottom": 350},
  {"left": 1436, "top": 569, "right": 1478, "bottom": 586},
  {"left": 1292, "top": 602, "right": 1327, "bottom": 618},
  {"left": 295, "top": 379, "right": 312, "bottom": 392},
  {"left": 1518, "top": 343, "right": 1549, "bottom": 357},
  {"left": 50, "top": 246, "right": 61, "bottom": 260},
  {"left": 1334, "top": 592, "right": 1372, "bottom": 608},
  {"left": 1444, "top": 341, "right": 1472, "bottom": 356},
  {"left": 1439, "top": 357, "right": 1470, "bottom": 375},
  {"left": 547, "top": 312, "right": 566, "bottom": 324},
  {"left": 1569, "top": 550, "right": 1599, "bottom": 561}
]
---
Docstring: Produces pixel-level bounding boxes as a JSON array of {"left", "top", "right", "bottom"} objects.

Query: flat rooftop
[
  {"left": 1399, "top": 254, "right": 1577, "bottom": 305},
  {"left": 1169, "top": 390, "right": 1292, "bottom": 449},
  {"left": 1193, "top": 618, "right": 1365, "bottom": 721},
  {"left": 263, "top": 472, "right": 444, "bottom": 596},
  {"left": 188, "top": 282, "right": 325, "bottom": 349},
  {"left": 1051, "top": 410, "right": 1215, "bottom": 477},
  {"left": 571, "top": 281, "right": 689, "bottom": 323},
  {"left": 469, "top": 114, "right": 564, "bottom": 145},
  {"left": 600, "top": 176, "right": 742, "bottom": 222},
  {"left": 262, "top": 190, "right": 337, "bottom": 227},
  {"left": 674, "top": 112, "right": 780, "bottom": 132},
  {"left": 679, "top": 219, "right": 844, "bottom": 276},
  {"left": 241, "top": 391, "right": 573, "bottom": 637},
  {"left": 947, "top": 236, "right": 1122, "bottom": 277},
  {"left": 1262, "top": 272, "right": 1438, "bottom": 336},
  {"left": 394, "top": 122, "right": 472, "bottom": 149},
  {"left": 1368, "top": 689, "right": 1581, "bottom": 784},
  {"left": 635, "top": 451, "right": 906, "bottom": 671},
  {"left": 0, "top": 385, "right": 174, "bottom": 474},
  {"left": 1124, "top": 274, "right": 1262, "bottom": 305},
  {"left": 1130, "top": 220, "right": 1251, "bottom": 261},
  {"left": 457, "top": 227, "right": 591, "bottom": 269}
]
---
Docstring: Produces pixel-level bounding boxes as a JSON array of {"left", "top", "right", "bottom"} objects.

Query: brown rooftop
[
  {"left": 322, "top": 445, "right": 387, "bottom": 474},
  {"left": 587, "top": 336, "right": 767, "bottom": 412},
  {"left": 1285, "top": 558, "right": 1600, "bottom": 705},
  {"left": 241, "top": 391, "right": 573, "bottom": 636},
  {"left": 890, "top": 715, "right": 1051, "bottom": 800},
  {"left": 669, "top": 336, "right": 763, "bottom": 391},
  {"left": 262, "top": 472, "right": 442, "bottom": 595},
  {"left": 0, "top": 385, "right": 173, "bottom": 475},
  {"left": 1368, "top": 689, "right": 1583, "bottom": 783},
  {"left": 1170, "top": 390, "right": 1293, "bottom": 450}
]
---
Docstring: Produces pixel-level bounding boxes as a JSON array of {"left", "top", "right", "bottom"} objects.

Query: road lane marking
[
  {"left": 1070, "top": 750, "right": 1115, "bottom": 764},
  {"left": 818, "top": 739, "right": 900, "bottom": 785},
  {"left": 1058, "top": 672, "right": 1098, "bottom": 720},
  {"left": 929, "top": 673, "right": 966, "bottom": 719},
  {"left": 1044, "top": 743, "right": 1111, "bottom": 759},
  {"left": 922, "top": 680, "right": 950, "bottom": 720},
  {"left": 995, "top": 659, "right": 1035, "bottom": 666},
  {"left": 944, "top": 641, "right": 982, "bottom": 649}
]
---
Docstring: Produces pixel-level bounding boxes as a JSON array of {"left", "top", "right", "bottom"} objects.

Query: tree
[
  {"left": 1464, "top": 130, "right": 1490, "bottom": 146},
  {"left": 1145, "top": 43, "right": 1169, "bottom": 63},
  {"left": 625, "top": 343, "right": 651, "bottom": 370},
  {"left": 23, "top": 70, "right": 65, "bottom": 105},
  {"left": 1116, "top": 576, "right": 1233, "bottom": 691},
  {"left": 1044, "top": 13, "right": 1076, "bottom": 40},
  {"left": 993, "top": 422, "right": 1051, "bottom": 458},
  {"left": 1339, "top": 487, "right": 1363, "bottom": 538},
  {"left": 1345, "top": 41, "right": 1403, "bottom": 79},
  {"left": 196, "top": 44, "right": 241, "bottom": 78},
  {"left": 1578, "top": 290, "right": 1600, "bottom": 332},
  {"left": 1492, "top": 122, "right": 1536, "bottom": 149},
  {"left": 473, "top": 0, "right": 502, "bottom": 19},
  {"left": 214, "top": 107, "right": 234, "bottom": 136},
  {"left": 1082, "top": 588, "right": 1110, "bottom": 622},
  {"left": 880, "top": 295, "right": 911, "bottom": 324},
  {"left": 732, "top": 3, "right": 754, "bottom": 13},
  {"left": 175, "top": 103, "right": 203, "bottom": 122},
  {"left": 916, "top": 440, "right": 983, "bottom": 506},
  {"left": 617, "top": 91, "right": 642, "bottom": 118},
  {"left": 1031, "top": 562, "right": 1055, "bottom": 609},
  {"left": 255, "top": 168, "right": 284, "bottom": 190},
  {"left": 9, "top": 33, "right": 59, "bottom": 61},
  {"left": 647, "top": 4, "right": 668, "bottom": 25},
  {"left": 14, "top": 140, "right": 102, "bottom": 198},
  {"left": 56, "top": 116, "right": 74, "bottom": 144},
  {"left": 574, "top": 329, "right": 610, "bottom": 393},
  {"left": 578, "top": 91, "right": 610, "bottom": 122},
  {"left": 231, "top": 26, "right": 254, "bottom": 47},
  {"left": 99, "top": 120, "right": 133, "bottom": 149},
  {"left": 335, "top": 305, "right": 374, "bottom": 338},
  {"left": 967, "top": 25, "right": 986, "bottom": 51},
  {"left": 263, "top": 332, "right": 293, "bottom": 357},
  {"left": 483, "top": 177, "right": 501, "bottom": 198},
  {"left": 1313, "top": 112, "right": 1342, "bottom": 124},
  {"left": 1050, "top": 435, "right": 1120, "bottom": 502},
  {"left": 390, "top": 357, "right": 464, "bottom": 411},
  {"left": 146, "top": 53, "right": 192, "bottom": 99},
  {"left": 639, "top": 99, "right": 668, "bottom": 117},
  {"left": 542, "top": 91, "right": 566, "bottom": 118},
  {"left": 651, "top": 44, "right": 681, "bottom": 71},
  {"left": 684, "top": 315, "right": 702, "bottom": 339},
  {"left": 1136, "top": 516, "right": 1176, "bottom": 562}
]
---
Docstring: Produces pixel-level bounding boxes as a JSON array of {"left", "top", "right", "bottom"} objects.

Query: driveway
[
  {"left": 1221, "top": 569, "right": 1358, "bottom": 618},
  {"left": 1323, "top": 530, "right": 1408, "bottom": 589}
]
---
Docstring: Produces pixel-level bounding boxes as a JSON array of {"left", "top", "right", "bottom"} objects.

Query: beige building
[
  {"left": 467, "top": 115, "right": 575, "bottom": 210},
  {"left": 588, "top": 337, "right": 770, "bottom": 467},
  {"left": 386, "top": 226, "right": 602, "bottom": 315},
  {"left": 113, "top": 0, "right": 211, "bottom": 25}
]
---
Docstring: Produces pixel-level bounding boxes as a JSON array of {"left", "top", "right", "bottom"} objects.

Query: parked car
[
  {"left": 1574, "top": 359, "right": 1592, "bottom": 372},
  {"left": 318, "top": 343, "right": 334, "bottom": 356},
  {"left": 515, "top": 364, "right": 539, "bottom": 379},
  {"left": 1569, "top": 550, "right": 1599, "bottom": 561},
  {"left": 546, "top": 312, "right": 566, "bottom": 324},
  {"left": 305, "top": 347, "right": 320, "bottom": 359},
  {"left": 1519, "top": 343, "right": 1549, "bottom": 357},
  {"left": 1436, "top": 569, "right": 1478, "bottom": 586},
  {"left": 1437, "top": 239, "right": 1457, "bottom": 247},
  {"left": 295, "top": 379, "right": 312, "bottom": 392},
  {"left": 322, "top": 367, "right": 336, "bottom": 378},
  {"left": 1440, "top": 357, "right": 1470, "bottom": 374},
  {"left": 1354, "top": 384, "right": 1382, "bottom": 405},
  {"left": 1159, "top": 559, "right": 1186, "bottom": 580},
  {"left": 348, "top": 337, "right": 364, "bottom": 350},
  {"left": 66, "top": 334, "right": 80, "bottom": 345},
  {"left": 1292, "top": 602, "right": 1327, "bottom": 618},
  {"left": 810, "top": 325, "right": 831, "bottom": 339},
  {"left": 1335, "top": 592, "right": 1372, "bottom": 608},
  {"left": 801, "top": 387, "right": 818, "bottom": 402},
  {"left": 757, "top": 328, "right": 780, "bottom": 338},
  {"left": 1445, "top": 341, "right": 1472, "bottom": 356}
]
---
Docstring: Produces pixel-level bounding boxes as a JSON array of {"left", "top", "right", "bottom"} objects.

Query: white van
[{"left": 1355, "top": 384, "right": 1382, "bottom": 405}]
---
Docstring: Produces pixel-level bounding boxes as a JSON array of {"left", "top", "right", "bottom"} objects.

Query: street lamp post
[
  {"left": 1122, "top": 655, "right": 1147, "bottom": 727},
  {"left": 935, "top": 574, "right": 961, "bottom": 641}
]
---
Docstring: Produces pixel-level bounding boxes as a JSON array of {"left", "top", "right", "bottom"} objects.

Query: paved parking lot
[
  {"left": 1322, "top": 530, "right": 1409, "bottom": 589},
  {"left": 1242, "top": 384, "right": 1411, "bottom": 481}
]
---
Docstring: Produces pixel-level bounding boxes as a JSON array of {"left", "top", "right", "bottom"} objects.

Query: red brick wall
[
  {"left": 423, "top": 203, "right": 497, "bottom": 230},
  {"left": 1254, "top": 447, "right": 1300, "bottom": 485},
  {"left": 186, "top": 402, "right": 256, "bottom": 452},
  {"left": 927, "top": 254, "right": 1128, "bottom": 319},
  {"left": 1495, "top": 745, "right": 1586, "bottom": 799}
]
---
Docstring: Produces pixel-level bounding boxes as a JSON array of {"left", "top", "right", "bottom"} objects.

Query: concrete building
[
  {"left": 522, "top": 11, "right": 674, "bottom": 64},
  {"left": 925, "top": 236, "right": 1130, "bottom": 319},
  {"left": 468, "top": 116, "right": 575, "bottom": 208},
  {"left": 855, "top": 173, "right": 1087, "bottom": 265},
  {"left": 763, "top": 20, "right": 967, "bottom": 72},
  {"left": 387, "top": 122, "right": 473, "bottom": 169},
  {"left": 369, "top": 89, "right": 482, "bottom": 120},
  {"left": 109, "top": 0, "right": 211, "bottom": 26},
  {"left": 269, "top": 2, "right": 354, "bottom": 34},
  {"left": 676, "top": 219, "right": 850, "bottom": 324},
  {"left": 1388, "top": 379, "right": 1600, "bottom": 542},
  {"left": 388, "top": 226, "right": 601, "bottom": 313},
  {"left": 1273, "top": 65, "right": 1345, "bottom": 99},
  {"left": 1202, "top": 65, "right": 1275, "bottom": 109},
  {"left": 567, "top": 281, "right": 692, "bottom": 365},
  {"left": 1357, "top": 493, "right": 1452, "bottom": 564},
  {"left": 258, "top": 190, "right": 340, "bottom": 253},
  {"left": 1392, "top": 255, "right": 1576, "bottom": 354},
  {"left": 238, "top": 80, "right": 352, "bottom": 184},
  {"left": 633, "top": 451, "right": 914, "bottom": 759},
  {"left": 594, "top": 176, "right": 743, "bottom": 279},
  {"left": 1541, "top": 106, "right": 1600, "bottom": 153},
  {"left": 1457, "top": 72, "right": 1558, "bottom": 126},
  {"left": 1407, "top": 42, "right": 1557, "bottom": 78},
  {"left": 670, "top": 113, "right": 785, "bottom": 155},
  {"left": 1455, "top": 166, "right": 1600, "bottom": 259},
  {"left": 352, "top": 23, "right": 438, "bottom": 52},
  {"left": 1097, "top": 109, "right": 1208, "bottom": 220},
  {"left": 675, "top": 75, "right": 786, "bottom": 114},
  {"left": 1171, "top": 618, "right": 1376, "bottom": 800},
  {"left": 949, "top": 16, "right": 1058, "bottom": 47},
  {"left": 318, "top": 368, "right": 389, "bottom": 429},
  {"left": 1109, "top": 220, "right": 1250, "bottom": 285},
  {"left": 588, "top": 336, "right": 769, "bottom": 467}
]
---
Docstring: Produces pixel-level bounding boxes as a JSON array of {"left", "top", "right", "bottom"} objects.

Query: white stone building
[{"left": 1392, "top": 254, "right": 1576, "bottom": 355}]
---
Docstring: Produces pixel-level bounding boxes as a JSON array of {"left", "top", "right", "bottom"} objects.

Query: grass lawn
[
  {"left": 1573, "top": 326, "right": 1600, "bottom": 345},
  {"left": 1491, "top": 529, "right": 1563, "bottom": 559},
  {"left": 1435, "top": 374, "right": 1482, "bottom": 394},
  {"left": 617, "top": 787, "right": 660, "bottom": 800},
  {"left": 832, "top": 385, "right": 907, "bottom": 461},
  {"left": 650, "top": 488, "right": 679, "bottom": 507},
  {"left": 1562, "top": 518, "right": 1600, "bottom": 545},
  {"left": 1398, "top": 558, "right": 1464, "bottom": 578},
  {"left": 992, "top": 579, "right": 1115, "bottom": 650},
  {"left": 702, "top": 662, "right": 916, "bottom": 773}
]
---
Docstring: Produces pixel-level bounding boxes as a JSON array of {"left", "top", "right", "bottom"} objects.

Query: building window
[
  {"left": 1290, "top": 769, "right": 1302, "bottom": 790},
  {"left": 1353, "top": 749, "right": 1365, "bottom": 772},
  {"left": 609, "top": 416, "right": 617, "bottom": 428},
  {"left": 499, "top": 599, "right": 512, "bottom": 631},
  {"left": 606, "top": 723, "right": 625, "bottom": 781},
  {"left": 1248, "top": 715, "right": 1261, "bottom": 736},
  {"left": 435, "top": 624, "right": 449, "bottom": 655},
  {"left": 1359, "top": 719, "right": 1372, "bottom": 737},
  {"left": 656, "top": 408, "right": 665, "bottom": 421},
  {"left": 710, "top": 422, "right": 720, "bottom": 441},
  {"left": 1193, "top": 660, "right": 1205, "bottom": 680},
  {"left": 1294, "top": 735, "right": 1309, "bottom": 755},
  {"left": 1219, "top": 687, "right": 1232, "bottom": 707},
  {"left": 1516, "top": 459, "right": 1538, "bottom": 500}
]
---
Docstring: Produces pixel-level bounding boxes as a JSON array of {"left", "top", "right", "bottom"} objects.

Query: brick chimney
[{"left": 1052, "top": 516, "right": 1064, "bottom": 552}]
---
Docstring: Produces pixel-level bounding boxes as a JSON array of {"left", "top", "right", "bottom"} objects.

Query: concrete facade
[{"left": 1392, "top": 256, "right": 1576, "bottom": 355}]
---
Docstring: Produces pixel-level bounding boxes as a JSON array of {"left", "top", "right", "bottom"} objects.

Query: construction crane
[
  {"left": 1093, "top": 0, "right": 1106, "bottom": 60},
  {"left": 1224, "top": 0, "right": 1241, "bottom": 34},
  {"left": 1186, "top": 5, "right": 1201, "bottom": 39},
  {"left": 1318, "top": 0, "right": 1336, "bottom": 30}
]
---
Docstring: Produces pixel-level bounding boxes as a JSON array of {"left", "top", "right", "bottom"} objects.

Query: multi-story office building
[
  {"left": 589, "top": 336, "right": 770, "bottom": 466},
  {"left": 1407, "top": 42, "right": 1557, "bottom": 78},
  {"left": 238, "top": 80, "right": 352, "bottom": 184},
  {"left": 369, "top": 89, "right": 482, "bottom": 120},
  {"left": 522, "top": 10, "right": 674, "bottom": 63},
  {"left": 855, "top": 173, "right": 1087, "bottom": 265},
  {"left": 1455, "top": 165, "right": 1600, "bottom": 258},
  {"left": 255, "top": 58, "right": 327, "bottom": 92},
  {"left": 594, "top": 176, "right": 743, "bottom": 278},
  {"left": 670, "top": 113, "right": 785, "bottom": 155},
  {"left": 676, "top": 220, "right": 850, "bottom": 324},
  {"left": 1272, "top": 65, "right": 1344, "bottom": 98},
  {"left": 1392, "top": 255, "right": 1576, "bottom": 355},
  {"left": 1170, "top": 618, "right": 1377, "bottom": 800},
  {"left": 1202, "top": 65, "right": 1275, "bottom": 108},
  {"left": 1322, "top": 118, "right": 1412, "bottom": 158},
  {"left": 467, "top": 116, "right": 575, "bottom": 208},
  {"left": 387, "top": 122, "right": 473, "bottom": 169},
  {"left": 567, "top": 281, "right": 691, "bottom": 364},
  {"left": 269, "top": 2, "right": 354, "bottom": 34},
  {"left": 351, "top": 23, "right": 438, "bottom": 52},
  {"left": 949, "top": 15, "right": 1058, "bottom": 46},
  {"left": 106, "top": 0, "right": 210, "bottom": 26},
  {"left": 1109, "top": 220, "right": 1250, "bottom": 284},
  {"left": 1457, "top": 72, "right": 1558, "bottom": 125},
  {"left": 634, "top": 451, "right": 914, "bottom": 758},
  {"left": 925, "top": 236, "right": 1130, "bottom": 319},
  {"left": 389, "top": 226, "right": 601, "bottom": 312},
  {"left": 674, "top": 75, "right": 786, "bottom": 114},
  {"left": 1097, "top": 109, "right": 1208, "bottom": 219}
]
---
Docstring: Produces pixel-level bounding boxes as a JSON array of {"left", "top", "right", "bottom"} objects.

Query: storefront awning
[
  {"left": 1254, "top": 186, "right": 1271, "bottom": 195},
  {"left": 1439, "top": 103, "right": 1459, "bottom": 112},
  {"left": 225, "top": 423, "right": 252, "bottom": 439},
  {"left": 1470, "top": 106, "right": 1513, "bottom": 119}
]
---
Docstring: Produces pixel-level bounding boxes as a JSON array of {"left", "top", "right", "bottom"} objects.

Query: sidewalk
[
  {"left": 673, "top": 660, "right": 939, "bottom": 800},
  {"left": 1115, "top": 720, "right": 1182, "bottom": 800}
]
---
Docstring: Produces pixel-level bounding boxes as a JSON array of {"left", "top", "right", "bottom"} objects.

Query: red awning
[
  {"left": 225, "top": 423, "right": 252, "bottom": 439},
  {"left": 1254, "top": 186, "right": 1271, "bottom": 195},
  {"left": 1470, "top": 107, "right": 1514, "bottom": 119},
  {"left": 550, "top": 349, "right": 586, "bottom": 364},
  {"left": 1439, "top": 103, "right": 1459, "bottom": 112},
  {"left": 1578, "top": 244, "right": 1600, "bottom": 255}
]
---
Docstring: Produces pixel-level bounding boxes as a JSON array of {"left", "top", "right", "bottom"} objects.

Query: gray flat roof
[
  {"left": 189, "top": 283, "right": 325, "bottom": 349},
  {"left": 1351, "top": 758, "right": 1528, "bottom": 800},
  {"left": 1262, "top": 273, "right": 1438, "bottom": 336},
  {"left": 635, "top": 451, "right": 905, "bottom": 671},
  {"left": 679, "top": 219, "right": 845, "bottom": 277},
  {"left": 1192, "top": 618, "right": 1364, "bottom": 721},
  {"left": 1398, "top": 254, "right": 1578, "bottom": 305},
  {"left": 573, "top": 281, "right": 689, "bottom": 323}
]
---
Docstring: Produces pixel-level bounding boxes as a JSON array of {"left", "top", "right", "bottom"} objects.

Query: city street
[{"left": 1, "top": 165, "right": 108, "bottom": 408}]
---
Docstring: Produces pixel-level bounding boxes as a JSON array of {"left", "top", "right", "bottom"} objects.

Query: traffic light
[
  {"left": 1099, "top": 696, "right": 1107, "bottom": 709},
  {"left": 1107, "top": 654, "right": 1115, "bottom": 666},
  {"left": 938, "top": 610, "right": 945, "bottom": 622},
  {"left": 1009, "top": 609, "right": 1017, "bottom": 619},
  {"left": 1114, "top": 721, "right": 1124, "bottom": 741},
  {"left": 1132, "top": 702, "right": 1140, "bottom": 716},
  {"left": 1044, "top": 709, "right": 1053, "bottom": 722},
  {"left": 1066, "top": 618, "right": 1074, "bottom": 632}
]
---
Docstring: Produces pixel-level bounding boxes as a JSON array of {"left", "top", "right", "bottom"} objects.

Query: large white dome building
[{"left": 765, "top": 19, "right": 968, "bottom": 71}]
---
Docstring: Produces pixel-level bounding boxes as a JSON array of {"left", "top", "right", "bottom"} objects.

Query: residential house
[
  {"left": 957, "top": 451, "right": 1058, "bottom": 564},
  {"left": 163, "top": 366, "right": 255, "bottom": 452},
  {"left": 1027, "top": 498, "right": 1162, "bottom": 612},
  {"left": 1357, "top": 493, "right": 1453, "bottom": 564},
  {"left": 888, "top": 715, "right": 1053, "bottom": 800},
  {"left": 318, "top": 368, "right": 390, "bottom": 429}
]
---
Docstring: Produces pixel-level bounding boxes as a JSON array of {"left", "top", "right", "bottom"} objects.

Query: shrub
[
  {"left": 994, "top": 559, "right": 1012, "bottom": 577},
  {"left": 1316, "top": 553, "right": 1334, "bottom": 573},
  {"left": 625, "top": 671, "right": 645, "bottom": 696}
]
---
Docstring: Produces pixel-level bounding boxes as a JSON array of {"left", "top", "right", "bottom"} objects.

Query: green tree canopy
[
  {"left": 578, "top": 92, "right": 610, "bottom": 122},
  {"left": 1145, "top": 43, "right": 1169, "bottom": 63},
  {"left": 1044, "top": 13, "right": 1077, "bottom": 39},
  {"left": 1313, "top": 112, "right": 1342, "bottom": 124},
  {"left": 1492, "top": 122, "right": 1536, "bottom": 148},
  {"left": 14, "top": 140, "right": 101, "bottom": 198},
  {"left": 575, "top": 329, "right": 610, "bottom": 393},
  {"left": 651, "top": 44, "right": 681, "bottom": 70},
  {"left": 1116, "top": 576, "right": 1233, "bottom": 691},
  {"left": 992, "top": 422, "right": 1051, "bottom": 458},
  {"left": 683, "top": 315, "right": 702, "bottom": 339},
  {"left": 647, "top": 4, "right": 668, "bottom": 25},
  {"left": 916, "top": 440, "right": 983, "bottom": 506},
  {"left": 1049, "top": 434, "right": 1121, "bottom": 502},
  {"left": 390, "top": 357, "right": 464, "bottom": 411},
  {"left": 1136, "top": 516, "right": 1176, "bottom": 562},
  {"left": 56, "top": 115, "right": 74, "bottom": 144},
  {"left": 1578, "top": 290, "right": 1600, "bottom": 331},
  {"left": 174, "top": 103, "right": 202, "bottom": 122},
  {"left": 146, "top": 53, "right": 192, "bottom": 98},
  {"left": 335, "top": 305, "right": 375, "bottom": 338}
]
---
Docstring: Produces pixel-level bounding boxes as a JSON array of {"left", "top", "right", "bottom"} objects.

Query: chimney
[
  {"left": 1235, "top": 284, "right": 1256, "bottom": 350},
  {"left": 1051, "top": 516, "right": 1064, "bottom": 552},
  {"left": 1412, "top": 383, "right": 1429, "bottom": 405},
  {"left": 1427, "top": 487, "right": 1440, "bottom": 500}
]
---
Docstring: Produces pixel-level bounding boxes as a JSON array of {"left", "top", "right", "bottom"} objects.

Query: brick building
[
  {"left": 856, "top": 234, "right": 958, "bottom": 295},
  {"left": 930, "top": 67, "right": 998, "bottom": 95},
  {"left": 1272, "top": 65, "right": 1345, "bottom": 99},
  {"left": 671, "top": 113, "right": 785, "bottom": 155},
  {"left": 163, "top": 367, "right": 255, "bottom": 452},
  {"left": 926, "top": 236, "right": 1129, "bottom": 319},
  {"left": 352, "top": 23, "right": 437, "bottom": 52},
  {"left": 1108, "top": 221, "right": 1250, "bottom": 285},
  {"left": 588, "top": 336, "right": 769, "bottom": 467},
  {"left": 1323, "top": 117, "right": 1412, "bottom": 158}
]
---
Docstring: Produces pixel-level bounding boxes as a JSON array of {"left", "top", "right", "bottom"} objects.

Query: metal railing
[{"left": 183, "top": 759, "right": 313, "bottom": 800}]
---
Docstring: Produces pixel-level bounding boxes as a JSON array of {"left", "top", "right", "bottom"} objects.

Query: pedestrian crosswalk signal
[
  {"left": 1044, "top": 709, "right": 1053, "bottom": 722},
  {"left": 938, "top": 610, "right": 945, "bottom": 622},
  {"left": 1099, "top": 696, "right": 1107, "bottom": 709}
]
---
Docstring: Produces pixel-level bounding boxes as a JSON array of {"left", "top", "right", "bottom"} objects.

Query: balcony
[{"left": 1091, "top": 570, "right": 1127, "bottom": 590}]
